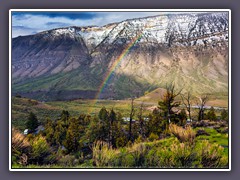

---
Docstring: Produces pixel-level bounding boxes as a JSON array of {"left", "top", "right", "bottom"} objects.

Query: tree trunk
[{"left": 129, "top": 98, "right": 135, "bottom": 142}]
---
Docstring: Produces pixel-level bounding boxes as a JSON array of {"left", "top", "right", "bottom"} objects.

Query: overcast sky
[{"left": 12, "top": 11, "right": 168, "bottom": 37}]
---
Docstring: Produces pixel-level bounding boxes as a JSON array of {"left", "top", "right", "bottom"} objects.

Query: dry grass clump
[
  {"left": 92, "top": 141, "right": 119, "bottom": 167},
  {"left": 92, "top": 141, "right": 147, "bottom": 168},
  {"left": 12, "top": 128, "right": 30, "bottom": 155},
  {"left": 12, "top": 128, "right": 30, "bottom": 165},
  {"left": 169, "top": 123, "right": 196, "bottom": 144}
]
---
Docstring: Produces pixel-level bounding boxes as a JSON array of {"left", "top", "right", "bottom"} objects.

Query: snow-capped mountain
[{"left": 12, "top": 12, "right": 229, "bottom": 101}]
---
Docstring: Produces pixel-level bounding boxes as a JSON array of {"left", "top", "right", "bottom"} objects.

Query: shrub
[
  {"left": 28, "top": 99, "right": 38, "bottom": 105},
  {"left": 169, "top": 143, "right": 197, "bottom": 168},
  {"left": 145, "top": 141, "right": 197, "bottom": 168},
  {"left": 146, "top": 140, "right": 228, "bottom": 168},
  {"left": 12, "top": 128, "right": 30, "bottom": 165},
  {"left": 91, "top": 138, "right": 228, "bottom": 168},
  {"left": 135, "top": 135, "right": 144, "bottom": 144},
  {"left": 15, "top": 94, "right": 22, "bottom": 98},
  {"left": 196, "top": 129, "right": 210, "bottom": 137},
  {"left": 130, "top": 143, "right": 147, "bottom": 167},
  {"left": 145, "top": 148, "right": 159, "bottom": 167},
  {"left": 221, "top": 109, "right": 228, "bottom": 121},
  {"left": 92, "top": 141, "right": 119, "bottom": 167},
  {"left": 12, "top": 128, "right": 30, "bottom": 155},
  {"left": 29, "top": 135, "right": 55, "bottom": 165},
  {"left": 169, "top": 123, "right": 196, "bottom": 144},
  {"left": 148, "top": 133, "right": 159, "bottom": 142},
  {"left": 58, "top": 155, "right": 78, "bottom": 167},
  {"left": 92, "top": 141, "right": 149, "bottom": 168},
  {"left": 221, "top": 127, "right": 228, "bottom": 134},
  {"left": 153, "top": 146, "right": 175, "bottom": 168},
  {"left": 121, "top": 153, "right": 135, "bottom": 167},
  {"left": 206, "top": 107, "right": 217, "bottom": 121},
  {"left": 195, "top": 140, "right": 228, "bottom": 168},
  {"left": 116, "top": 137, "right": 127, "bottom": 148}
]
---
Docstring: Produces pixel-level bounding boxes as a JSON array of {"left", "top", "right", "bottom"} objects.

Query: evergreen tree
[
  {"left": 63, "top": 118, "right": 81, "bottom": 153},
  {"left": 146, "top": 113, "right": 167, "bottom": 136},
  {"left": 98, "top": 107, "right": 109, "bottom": 121},
  {"left": 221, "top": 109, "right": 228, "bottom": 121},
  {"left": 83, "top": 115, "right": 91, "bottom": 125},
  {"left": 207, "top": 107, "right": 217, "bottom": 121},
  {"left": 98, "top": 107, "right": 110, "bottom": 142},
  {"left": 77, "top": 114, "right": 90, "bottom": 149},
  {"left": 44, "top": 118, "right": 55, "bottom": 145},
  {"left": 60, "top": 110, "right": 70, "bottom": 125},
  {"left": 54, "top": 120, "right": 66, "bottom": 146},
  {"left": 64, "top": 128, "right": 76, "bottom": 153},
  {"left": 109, "top": 109, "right": 116, "bottom": 125},
  {"left": 178, "top": 109, "right": 187, "bottom": 126},
  {"left": 78, "top": 114, "right": 89, "bottom": 126},
  {"left": 114, "top": 112, "right": 127, "bottom": 148},
  {"left": 86, "top": 116, "right": 102, "bottom": 143},
  {"left": 78, "top": 114, "right": 87, "bottom": 135},
  {"left": 109, "top": 109, "right": 116, "bottom": 146},
  {"left": 25, "top": 112, "right": 39, "bottom": 133}
]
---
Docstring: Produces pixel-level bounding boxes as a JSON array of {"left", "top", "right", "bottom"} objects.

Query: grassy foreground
[{"left": 12, "top": 124, "right": 228, "bottom": 169}]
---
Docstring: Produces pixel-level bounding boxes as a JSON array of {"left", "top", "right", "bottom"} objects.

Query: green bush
[
  {"left": 91, "top": 137, "right": 228, "bottom": 168},
  {"left": 92, "top": 141, "right": 118, "bottom": 167},
  {"left": 145, "top": 148, "right": 158, "bottom": 167},
  {"left": 206, "top": 107, "right": 217, "bottom": 121},
  {"left": 121, "top": 153, "right": 135, "bottom": 167},
  {"left": 130, "top": 143, "right": 147, "bottom": 167},
  {"left": 221, "top": 109, "right": 228, "bottom": 121},
  {"left": 135, "top": 135, "right": 144, "bottom": 144},
  {"left": 148, "top": 133, "right": 159, "bottom": 142},
  {"left": 116, "top": 137, "right": 127, "bottom": 148},
  {"left": 145, "top": 139, "right": 228, "bottom": 168},
  {"left": 195, "top": 140, "right": 228, "bottom": 168},
  {"left": 29, "top": 135, "right": 55, "bottom": 165},
  {"left": 58, "top": 155, "right": 78, "bottom": 167}
]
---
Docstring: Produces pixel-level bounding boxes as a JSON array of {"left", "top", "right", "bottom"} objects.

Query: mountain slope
[{"left": 12, "top": 12, "right": 229, "bottom": 101}]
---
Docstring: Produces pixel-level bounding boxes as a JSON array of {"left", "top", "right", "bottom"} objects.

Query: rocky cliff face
[{"left": 12, "top": 12, "right": 229, "bottom": 101}]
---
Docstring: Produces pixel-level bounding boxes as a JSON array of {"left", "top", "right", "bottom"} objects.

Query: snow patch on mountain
[{"left": 37, "top": 12, "right": 228, "bottom": 49}]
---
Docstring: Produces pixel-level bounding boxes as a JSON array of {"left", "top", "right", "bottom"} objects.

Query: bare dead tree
[
  {"left": 159, "top": 83, "right": 182, "bottom": 123},
  {"left": 196, "top": 95, "right": 209, "bottom": 121},
  {"left": 181, "top": 91, "right": 192, "bottom": 120}
]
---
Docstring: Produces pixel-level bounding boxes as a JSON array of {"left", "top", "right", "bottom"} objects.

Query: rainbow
[{"left": 88, "top": 32, "right": 144, "bottom": 114}]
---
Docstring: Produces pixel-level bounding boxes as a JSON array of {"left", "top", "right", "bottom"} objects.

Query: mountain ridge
[{"left": 12, "top": 12, "right": 229, "bottom": 101}]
